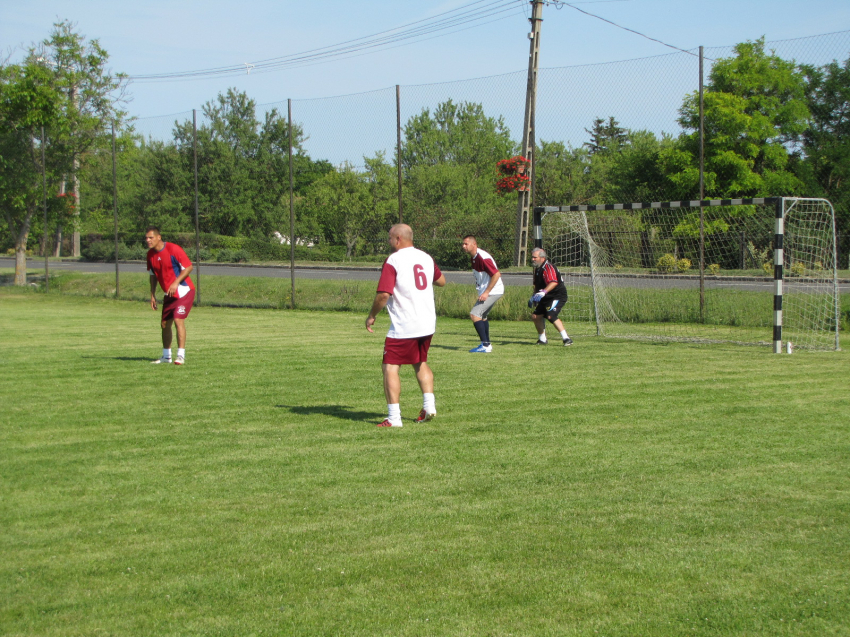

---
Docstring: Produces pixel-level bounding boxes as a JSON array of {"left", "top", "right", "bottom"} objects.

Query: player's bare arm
[
  {"left": 434, "top": 274, "right": 446, "bottom": 287},
  {"left": 150, "top": 275, "right": 159, "bottom": 310},
  {"left": 366, "top": 292, "right": 391, "bottom": 332}
]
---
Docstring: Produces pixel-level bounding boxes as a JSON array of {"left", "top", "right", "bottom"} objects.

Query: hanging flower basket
[
  {"left": 496, "top": 155, "right": 531, "bottom": 176},
  {"left": 495, "top": 174, "right": 530, "bottom": 195}
]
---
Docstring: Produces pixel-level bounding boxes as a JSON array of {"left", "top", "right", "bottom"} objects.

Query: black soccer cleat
[
  {"left": 535, "top": 339, "right": 547, "bottom": 345},
  {"left": 563, "top": 337, "right": 573, "bottom": 346}
]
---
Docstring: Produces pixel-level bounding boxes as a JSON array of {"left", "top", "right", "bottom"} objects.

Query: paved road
[{"left": 4, "top": 258, "right": 848, "bottom": 293}]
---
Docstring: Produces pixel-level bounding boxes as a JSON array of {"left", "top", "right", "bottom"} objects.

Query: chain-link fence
[{"left": 9, "top": 30, "right": 850, "bottom": 295}]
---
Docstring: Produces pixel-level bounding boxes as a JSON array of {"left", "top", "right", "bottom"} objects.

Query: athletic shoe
[
  {"left": 469, "top": 344, "right": 493, "bottom": 353},
  {"left": 377, "top": 418, "right": 402, "bottom": 428},
  {"left": 416, "top": 409, "right": 436, "bottom": 423},
  {"left": 535, "top": 339, "right": 547, "bottom": 345},
  {"left": 151, "top": 356, "right": 172, "bottom": 364},
  {"left": 563, "top": 337, "right": 573, "bottom": 346},
  {"left": 174, "top": 355, "right": 185, "bottom": 365}
]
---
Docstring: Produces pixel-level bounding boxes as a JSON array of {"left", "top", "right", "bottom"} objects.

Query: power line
[
  {"left": 129, "top": 0, "right": 527, "bottom": 82},
  {"left": 557, "top": 1, "right": 699, "bottom": 56}
]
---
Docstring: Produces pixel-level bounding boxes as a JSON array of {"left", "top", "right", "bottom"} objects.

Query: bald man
[{"left": 366, "top": 224, "right": 447, "bottom": 427}]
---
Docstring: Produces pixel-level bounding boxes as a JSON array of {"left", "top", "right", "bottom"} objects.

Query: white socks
[
  {"left": 163, "top": 348, "right": 172, "bottom": 359},
  {"left": 423, "top": 393, "right": 436, "bottom": 415},
  {"left": 559, "top": 330, "right": 569, "bottom": 340},
  {"left": 387, "top": 403, "right": 402, "bottom": 426},
  {"left": 177, "top": 348, "right": 185, "bottom": 358}
]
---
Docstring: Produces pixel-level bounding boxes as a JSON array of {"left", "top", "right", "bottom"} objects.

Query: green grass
[
  {"left": 1, "top": 292, "right": 849, "bottom": 636},
  {"left": 7, "top": 268, "right": 850, "bottom": 337}
]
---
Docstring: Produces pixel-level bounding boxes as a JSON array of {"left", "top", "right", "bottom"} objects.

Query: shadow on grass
[
  {"left": 81, "top": 355, "right": 156, "bottom": 362},
  {"left": 276, "top": 404, "right": 380, "bottom": 423}
]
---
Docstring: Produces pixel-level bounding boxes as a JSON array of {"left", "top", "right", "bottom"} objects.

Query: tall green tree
[
  {"left": 665, "top": 38, "right": 809, "bottom": 198},
  {"left": 583, "top": 116, "right": 628, "bottom": 156},
  {"left": 799, "top": 56, "right": 850, "bottom": 230},
  {"left": 35, "top": 20, "right": 127, "bottom": 256},
  {"left": 0, "top": 21, "right": 125, "bottom": 284},
  {"left": 303, "top": 154, "right": 397, "bottom": 259},
  {"left": 0, "top": 60, "right": 64, "bottom": 284},
  {"left": 401, "top": 100, "right": 516, "bottom": 266},
  {"left": 168, "top": 88, "right": 331, "bottom": 238}
]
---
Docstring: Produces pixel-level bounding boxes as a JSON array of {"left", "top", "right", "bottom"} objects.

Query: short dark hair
[
  {"left": 145, "top": 226, "right": 161, "bottom": 236},
  {"left": 462, "top": 234, "right": 477, "bottom": 242}
]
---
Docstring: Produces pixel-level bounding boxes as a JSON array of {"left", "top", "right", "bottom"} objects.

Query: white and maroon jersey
[
  {"left": 377, "top": 246, "right": 443, "bottom": 339},
  {"left": 471, "top": 248, "right": 504, "bottom": 295}
]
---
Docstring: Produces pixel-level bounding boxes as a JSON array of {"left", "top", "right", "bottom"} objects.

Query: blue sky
[{"left": 3, "top": 0, "right": 849, "bottom": 121}]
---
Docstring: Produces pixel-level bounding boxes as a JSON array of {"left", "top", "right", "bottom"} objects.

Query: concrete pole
[{"left": 513, "top": 0, "right": 543, "bottom": 267}]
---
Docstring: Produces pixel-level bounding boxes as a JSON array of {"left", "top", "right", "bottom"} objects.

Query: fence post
[
  {"left": 112, "top": 122, "right": 120, "bottom": 298},
  {"left": 42, "top": 126, "right": 49, "bottom": 293},
  {"left": 193, "top": 109, "right": 201, "bottom": 305},
  {"left": 698, "top": 47, "right": 706, "bottom": 322},
  {"left": 396, "top": 85, "right": 403, "bottom": 224},
  {"left": 288, "top": 99, "right": 296, "bottom": 310}
]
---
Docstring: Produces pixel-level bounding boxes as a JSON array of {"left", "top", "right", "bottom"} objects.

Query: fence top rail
[{"left": 537, "top": 198, "right": 781, "bottom": 214}]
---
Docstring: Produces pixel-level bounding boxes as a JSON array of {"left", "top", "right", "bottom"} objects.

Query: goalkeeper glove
[{"left": 532, "top": 291, "right": 545, "bottom": 303}]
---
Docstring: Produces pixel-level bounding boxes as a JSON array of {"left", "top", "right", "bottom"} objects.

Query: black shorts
[{"left": 533, "top": 297, "right": 566, "bottom": 322}]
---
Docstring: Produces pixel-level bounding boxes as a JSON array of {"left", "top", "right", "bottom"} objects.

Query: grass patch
[{"left": 1, "top": 292, "right": 849, "bottom": 636}]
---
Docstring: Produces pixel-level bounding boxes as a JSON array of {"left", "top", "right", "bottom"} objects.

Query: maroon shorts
[
  {"left": 161, "top": 289, "right": 195, "bottom": 321},
  {"left": 383, "top": 334, "right": 433, "bottom": 365}
]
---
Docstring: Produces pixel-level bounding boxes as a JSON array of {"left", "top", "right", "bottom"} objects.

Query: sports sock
[
  {"left": 559, "top": 330, "right": 569, "bottom": 340},
  {"left": 387, "top": 403, "right": 402, "bottom": 425},
  {"left": 177, "top": 348, "right": 186, "bottom": 358},
  {"left": 482, "top": 320, "right": 491, "bottom": 346},
  {"left": 473, "top": 320, "right": 488, "bottom": 345},
  {"left": 538, "top": 333, "right": 547, "bottom": 343},
  {"left": 423, "top": 392, "right": 436, "bottom": 415},
  {"left": 163, "top": 348, "right": 172, "bottom": 359}
]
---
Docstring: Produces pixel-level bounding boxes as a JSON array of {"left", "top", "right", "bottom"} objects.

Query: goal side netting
[{"left": 536, "top": 197, "right": 840, "bottom": 351}]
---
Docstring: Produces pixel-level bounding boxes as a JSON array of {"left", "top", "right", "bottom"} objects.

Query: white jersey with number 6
[{"left": 377, "top": 246, "right": 443, "bottom": 339}]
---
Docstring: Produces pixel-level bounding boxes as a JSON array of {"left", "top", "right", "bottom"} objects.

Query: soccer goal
[{"left": 535, "top": 197, "right": 840, "bottom": 351}]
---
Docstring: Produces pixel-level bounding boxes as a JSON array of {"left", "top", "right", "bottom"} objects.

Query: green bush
[
  {"left": 708, "top": 263, "right": 721, "bottom": 276},
  {"left": 789, "top": 262, "right": 805, "bottom": 277},
  {"left": 82, "top": 241, "right": 146, "bottom": 262},
  {"left": 656, "top": 253, "right": 677, "bottom": 273},
  {"left": 677, "top": 258, "right": 692, "bottom": 273}
]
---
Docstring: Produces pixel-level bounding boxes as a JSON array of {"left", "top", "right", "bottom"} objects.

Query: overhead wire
[{"left": 129, "top": 0, "right": 527, "bottom": 82}]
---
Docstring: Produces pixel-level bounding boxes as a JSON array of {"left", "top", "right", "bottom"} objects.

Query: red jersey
[{"left": 147, "top": 242, "right": 195, "bottom": 297}]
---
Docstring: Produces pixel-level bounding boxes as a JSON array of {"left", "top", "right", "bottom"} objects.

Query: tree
[
  {"left": 583, "top": 116, "right": 628, "bottom": 156},
  {"left": 169, "top": 88, "right": 331, "bottom": 238},
  {"left": 799, "top": 56, "right": 850, "bottom": 230},
  {"left": 400, "top": 100, "right": 517, "bottom": 266},
  {"left": 303, "top": 154, "right": 397, "bottom": 259},
  {"left": 33, "top": 20, "right": 127, "bottom": 256},
  {"left": 666, "top": 38, "right": 809, "bottom": 198},
  {"left": 0, "top": 21, "right": 125, "bottom": 284},
  {"left": 401, "top": 99, "right": 516, "bottom": 175}
]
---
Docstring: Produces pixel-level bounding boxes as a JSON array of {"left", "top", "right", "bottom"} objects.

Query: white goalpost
[{"left": 535, "top": 197, "right": 840, "bottom": 352}]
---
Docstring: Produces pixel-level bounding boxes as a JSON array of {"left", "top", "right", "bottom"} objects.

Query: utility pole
[{"left": 514, "top": 0, "right": 544, "bottom": 267}]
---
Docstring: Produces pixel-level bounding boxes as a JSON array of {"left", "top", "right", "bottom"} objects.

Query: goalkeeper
[{"left": 529, "top": 247, "right": 573, "bottom": 346}]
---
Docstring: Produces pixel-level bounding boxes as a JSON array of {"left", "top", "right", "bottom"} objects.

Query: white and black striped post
[
  {"left": 532, "top": 207, "right": 543, "bottom": 250},
  {"left": 772, "top": 198, "right": 785, "bottom": 354}
]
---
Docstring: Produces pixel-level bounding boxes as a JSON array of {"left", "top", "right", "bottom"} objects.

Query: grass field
[{"left": 1, "top": 291, "right": 849, "bottom": 636}]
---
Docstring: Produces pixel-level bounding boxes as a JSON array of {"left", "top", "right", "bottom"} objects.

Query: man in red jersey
[
  {"left": 145, "top": 227, "right": 195, "bottom": 365},
  {"left": 366, "top": 224, "right": 446, "bottom": 427}
]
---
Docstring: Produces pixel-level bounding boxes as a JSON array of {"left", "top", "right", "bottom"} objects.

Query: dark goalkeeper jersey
[{"left": 533, "top": 260, "right": 567, "bottom": 302}]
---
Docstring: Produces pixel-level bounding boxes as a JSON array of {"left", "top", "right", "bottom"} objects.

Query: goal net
[{"left": 537, "top": 198, "right": 840, "bottom": 351}]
